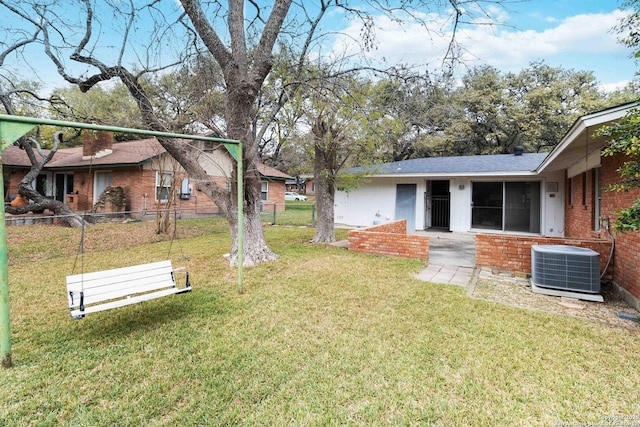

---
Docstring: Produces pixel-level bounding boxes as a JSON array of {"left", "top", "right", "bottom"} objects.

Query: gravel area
[{"left": 469, "top": 267, "right": 640, "bottom": 330}]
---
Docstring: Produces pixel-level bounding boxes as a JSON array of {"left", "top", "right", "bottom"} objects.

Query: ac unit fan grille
[{"left": 531, "top": 245, "right": 600, "bottom": 294}]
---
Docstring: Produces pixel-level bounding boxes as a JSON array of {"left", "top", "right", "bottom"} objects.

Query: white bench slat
[
  {"left": 72, "top": 280, "right": 176, "bottom": 307},
  {"left": 66, "top": 260, "right": 190, "bottom": 319},
  {"left": 68, "top": 270, "right": 176, "bottom": 301},
  {"left": 67, "top": 260, "right": 173, "bottom": 286},
  {"left": 76, "top": 287, "right": 187, "bottom": 316}
]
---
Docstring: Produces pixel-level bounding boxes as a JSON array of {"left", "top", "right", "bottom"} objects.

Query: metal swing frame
[{"left": 0, "top": 114, "right": 244, "bottom": 368}]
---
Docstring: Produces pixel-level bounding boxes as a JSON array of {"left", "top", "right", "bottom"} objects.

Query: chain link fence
[
  {"left": 5, "top": 203, "right": 317, "bottom": 228},
  {"left": 260, "top": 202, "right": 316, "bottom": 226}
]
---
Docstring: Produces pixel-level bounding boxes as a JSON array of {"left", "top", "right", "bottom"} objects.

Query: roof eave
[
  {"left": 261, "top": 175, "right": 290, "bottom": 181},
  {"left": 45, "top": 159, "right": 152, "bottom": 170},
  {"left": 537, "top": 102, "right": 638, "bottom": 173},
  {"left": 362, "top": 171, "right": 540, "bottom": 179}
]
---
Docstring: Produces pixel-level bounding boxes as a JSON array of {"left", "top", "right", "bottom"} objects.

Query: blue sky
[{"left": 327, "top": 0, "right": 636, "bottom": 90}]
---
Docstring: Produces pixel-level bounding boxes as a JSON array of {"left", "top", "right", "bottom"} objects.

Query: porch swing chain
[
  {"left": 71, "top": 143, "right": 95, "bottom": 278},
  {"left": 69, "top": 148, "right": 96, "bottom": 314},
  {"left": 167, "top": 209, "right": 189, "bottom": 266},
  {"left": 71, "top": 214, "right": 86, "bottom": 277},
  {"left": 70, "top": 214, "right": 87, "bottom": 313}
]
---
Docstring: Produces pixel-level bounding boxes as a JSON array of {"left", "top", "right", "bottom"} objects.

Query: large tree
[
  {"left": 1, "top": 0, "right": 515, "bottom": 264},
  {"left": 446, "top": 62, "right": 623, "bottom": 156},
  {"left": 307, "top": 74, "right": 379, "bottom": 242}
]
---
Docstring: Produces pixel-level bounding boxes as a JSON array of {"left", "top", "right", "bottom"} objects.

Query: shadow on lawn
[{"left": 68, "top": 296, "right": 200, "bottom": 342}]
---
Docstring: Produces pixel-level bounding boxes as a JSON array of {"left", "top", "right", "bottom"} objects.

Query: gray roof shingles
[{"left": 350, "top": 152, "right": 549, "bottom": 175}]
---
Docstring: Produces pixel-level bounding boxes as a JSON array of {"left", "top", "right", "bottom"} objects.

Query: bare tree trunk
[
  {"left": 224, "top": 92, "right": 278, "bottom": 265},
  {"left": 311, "top": 117, "right": 337, "bottom": 243},
  {"left": 5, "top": 183, "right": 83, "bottom": 228},
  {"left": 227, "top": 186, "right": 276, "bottom": 267},
  {"left": 312, "top": 149, "right": 336, "bottom": 243}
]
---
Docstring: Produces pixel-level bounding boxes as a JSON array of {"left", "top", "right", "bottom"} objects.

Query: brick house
[
  {"left": 3, "top": 131, "right": 292, "bottom": 215},
  {"left": 256, "top": 163, "right": 293, "bottom": 211},
  {"left": 286, "top": 174, "right": 315, "bottom": 196},
  {"left": 336, "top": 102, "right": 640, "bottom": 309}
]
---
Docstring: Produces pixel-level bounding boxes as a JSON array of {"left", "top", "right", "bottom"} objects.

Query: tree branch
[{"left": 180, "top": 0, "right": 233, "bottom": 71}]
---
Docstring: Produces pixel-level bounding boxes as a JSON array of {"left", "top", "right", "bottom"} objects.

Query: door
[
  {"left": 425, "top": 180, "right": 450, "bottom": 230},
  {"left": 54, "top": 173, "right": 74, "bottom": 202},
  {"left": 395, "top": 184, "right": 417, "bottom": 232},
  {"left": 55, "top": 174, "right": 66, "bottom": 202}
]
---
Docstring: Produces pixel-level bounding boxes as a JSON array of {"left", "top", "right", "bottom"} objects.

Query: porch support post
[
  {"left": 237, "top": 141, "right": 244, "bottom": 294},
  {"left": 0, "top": 156, "right": 11, "bottom": 368},
  {"left": 0, "top": 120, "right": 36, "bottom": 369}
]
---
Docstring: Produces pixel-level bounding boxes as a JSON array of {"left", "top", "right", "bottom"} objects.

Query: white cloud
[
  {"left": 600, "top": 80, "right": 632, "bottom": 93},
  {"left": 328, "top": 8, "right": 635, "bottom": 83}
]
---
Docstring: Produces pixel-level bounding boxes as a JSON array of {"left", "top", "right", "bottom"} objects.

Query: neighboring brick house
[
  {"left": 337, "top": 102, "right": 640, "bottom": 309},
  {"left": 286, "top": 174, "right": 315, "bottom": 195},
  {"left": 256, "top": 163, "right": 293, "bottom": 211},
  {"left": 3, "top": 131, "right": 291, "bottom": 215}
]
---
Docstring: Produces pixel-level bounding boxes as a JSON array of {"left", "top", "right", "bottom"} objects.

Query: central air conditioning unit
[{"left": 531, "top": 245, "right": 600, "bottom": 294}]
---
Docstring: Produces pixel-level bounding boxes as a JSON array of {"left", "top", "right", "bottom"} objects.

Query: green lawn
[{"left": 2, "top": 217, "right": 639, "bottom": 425}]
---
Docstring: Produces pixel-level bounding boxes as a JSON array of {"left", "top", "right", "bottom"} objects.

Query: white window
[
  {"left": 260, "top": 181, "right": 268, "bottom": 201},
  {"left": 94, "top": 172, "right": 112, "bottom": 204},
  {"left": 568, "top": 177, "right": 573, "bottom": 206},
  {"left": 471, "top": 181, "right": 541, "bottom": 233},
  {"left": 156, "top": 172, "right": 173, "bottom": 202}
]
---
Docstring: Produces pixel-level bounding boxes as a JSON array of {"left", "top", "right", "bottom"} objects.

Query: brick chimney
[{"left": 82, "top": 130, "right": 114, "bottom": 160}]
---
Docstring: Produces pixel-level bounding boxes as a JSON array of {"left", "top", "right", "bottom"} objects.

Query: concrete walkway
[
  {"left": 421, "top": 231, "right": 476, "bottom": 267},
  {"left": 415, "top": 264, "right": 475, "bottom": 287},
  {"left": 415, "top": 231, "right": 476, "bottom": 286},
  {"left": 334, "top": 226, "right": 478, "bottom": 287}
]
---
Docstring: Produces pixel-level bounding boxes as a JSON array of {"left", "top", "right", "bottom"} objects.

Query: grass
[{"left": 2, "top": 217, "right": 640, "bottom": 425}]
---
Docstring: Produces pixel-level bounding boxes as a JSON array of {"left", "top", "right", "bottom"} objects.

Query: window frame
[
  {"left": 471, "top": 180, "right": 541, "bottom": 234},
  {"left": 593, "top": 167, "right": 602, "bottom": 231},
  {"left": 156, "top": 171, "right": 173, "bottom": 203},
  {"left": 568, "top": 176, "right": 573, "bottom": 206}
]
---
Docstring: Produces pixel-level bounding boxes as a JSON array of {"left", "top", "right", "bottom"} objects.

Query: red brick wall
[
  {"left": 565, "top": 170, "right": 598, "bottom": 238},
  {"left": 76, "top": 168, "right": 221, "bottom": 215},
  {"left": 6, "top": 170, "right": 27, "bottom": 197},
  {"left": 262, "top": 179, "right": 286, "bottom": 211},
  {"left": 183, "top": 176, "right": 222, "bottom": 215},
  {"left": 124, "top": 169, "right": 220, "bottom": 214},
  {"left": 476, "top": 234, "right": 613, "bottom": 278},
  {"left": 600, "top": 153, "right": 640, "bottom": 301},
  {"left": 559, "top": 153, "right": 640, "bottom": 302},
  {"left": 348, "top": 220, "right": 429, "bottom": 261},
  {"left": 69, "top": 171, "right": 92, "bottom": 212},
  {"left": 82, "top": 130, "right": 113, "bottom": 157},
  {"left": 5, "top": 164, "right": 223, "bottom": 216}
]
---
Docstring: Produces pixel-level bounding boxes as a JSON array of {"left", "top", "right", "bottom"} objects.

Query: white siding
[
  {"left": 335, "top": 172, "right": 566, "bottom": 237},
  {"left": 449, "top": 178, "right": 471, "bottom": 232},
  {"left": 335, "top": 178, "right": 426, "bottom": 230},
  {"left": 541, "top": 170, "right": 565, "bottom": 237}
]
